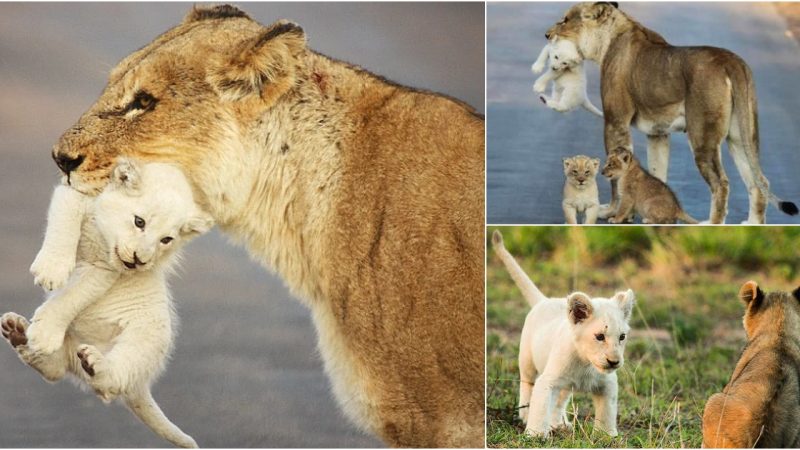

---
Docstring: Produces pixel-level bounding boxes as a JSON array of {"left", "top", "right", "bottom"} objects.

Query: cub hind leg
[{"left": 1, "top": 312, "right": 68, "bottom": 382}]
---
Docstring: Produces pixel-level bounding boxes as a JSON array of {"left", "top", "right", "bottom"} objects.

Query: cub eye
[
  {"left": 134, "top": 215, "right": 146, "bottom": 230},
  {"left": 584, "top": 171, "right": 590, "bottom": 175},
  {"left": 160, "top": 236, "right": 174, "bottom": 245},
  {"left": 620, "top": 334, "right": 627, "bottom": 341},
  {"left": 127, "top": 91, "right": 157, "bottom": 112},
  {"left": 554, "top": 55, "right": 559, "bottom": 60},
  {"left": 595, "top": 333, "right": 605, "bottom": 342}
]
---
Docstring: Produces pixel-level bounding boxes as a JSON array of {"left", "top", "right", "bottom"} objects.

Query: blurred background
[
  {"left": 486, "top": 226, "right": 800, "bottom": 447},
  {"left": 487, "top": 2, "right": 800, "bottom": 224},
  {"left": 0, "top": 3, "right": 484, "bottom": 447}
]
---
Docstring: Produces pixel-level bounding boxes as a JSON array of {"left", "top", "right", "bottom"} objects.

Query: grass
[{"left": 486, "top": 226, "right": 800, "bottom": 448}]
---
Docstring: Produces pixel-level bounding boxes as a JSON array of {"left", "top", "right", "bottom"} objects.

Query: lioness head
[
  {"left": 601, "top": 147, "right": 633, "bottom": 180},
  {"left": 52, "top": 5, "right": 307, "bottom": 195},
  {"left": 567, "top": 290, "right": 635, "bottom": 374},
  {"left": 563, "top": 154, "right": 599, "bottom": 189},
  {"left": 545, "top": 2, "right": 621, "bottom": 62},
  {"left": 739, "top": 280, "right": 800, "bottom": 339},
  {"left": 94, "top": 159, "right": 214, "bottom": 272}
]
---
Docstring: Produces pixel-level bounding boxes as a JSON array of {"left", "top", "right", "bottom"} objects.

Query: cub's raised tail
[
  {"left": 491, "top": 230, "right": 548, "bottom": 307},
  {"left": 125, "top": 390, "right": 198, "bottom": 448}
]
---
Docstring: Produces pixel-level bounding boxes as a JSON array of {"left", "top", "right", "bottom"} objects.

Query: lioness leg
[
  {"left": 688, "top": 129, "right": 729, "bottom": 224},
  {"left": 726, "top": 136, "right": 768, "bottom": 224},
  {"left": 646, "top": 134, "right": 670, "bottom": 182}
]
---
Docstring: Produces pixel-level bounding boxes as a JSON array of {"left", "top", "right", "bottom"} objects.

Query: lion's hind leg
[
  {"left": 2, "top": 312, "right": 68, "bottom": 382},
  {"left": 702, "top": 392, "right": 760, "bottom": 448}
]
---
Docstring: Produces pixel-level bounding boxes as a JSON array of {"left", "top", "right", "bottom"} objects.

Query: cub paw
[
  {"left": 25, "top": 321, "right": 65, "bottom": 355},
  {"left": 533, "top": 82, "right": 547, "bottom": 94},
  {"left": 1, "top": 313, "right": 29, "bottom": 348},
  {"left": 30, "top": 252, "right": 75, "bottom": 291},
  {"left": 532, "top": 61, "right": 545, "bottom": 74},
  {"left": 77, "top": 344, "right": 104, "bottom": 377},
  {"left": 598, "top": 203, "right": 615, "bottom": 219}
]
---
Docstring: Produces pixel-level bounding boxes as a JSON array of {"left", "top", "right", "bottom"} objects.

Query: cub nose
[
  {"left": 54, "top": 154, "right": 85, "bottom": 174},
  {"left": 133, "top": 252, "right": 146, "bottom": 266},
  {"left": 606, "top": 359, "right": 620, "bottom": 368}
]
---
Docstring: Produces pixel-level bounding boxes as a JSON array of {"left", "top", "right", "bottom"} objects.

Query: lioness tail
[
  {"left": 491, "top": 230, "right": 548, "bottom": 307},
  {"left": 125, "top": 390, "right": 198, "bottom": 448}
]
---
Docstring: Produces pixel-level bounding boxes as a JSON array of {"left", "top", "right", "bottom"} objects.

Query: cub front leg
[
  {"left": 584, "top": 203, "right": 599, "bottom": 225},
  {"left": 562, "top": 202, "right": 578, "bottom": 225},
  {"left": 592, "top": 374, "right": 619, "bottom": 436},
  {"left": 525, "top": 374, "right": 560, "bottom": 437},
  {"left": 608, "top": 195, "right": 635, "bottom": 224},
  {"left": 30, "top": 185, "right": 89, "bottom": 291},
  {"left": 533, "top": 69, "right": 556, "bottom": 94},
  {"left": 27, "top": 265, "right": 119, "bottom": 354}
]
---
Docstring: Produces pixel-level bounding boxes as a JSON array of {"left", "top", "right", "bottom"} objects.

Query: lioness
[
  {"left": 45, "top": 5, "right": 485, "bottom": 447},
  {"left": 702, "top": 281, "right": 800, "bottom": 448},
  {"left": 546, "top": 2, "right": 798, "bottom": 224}
]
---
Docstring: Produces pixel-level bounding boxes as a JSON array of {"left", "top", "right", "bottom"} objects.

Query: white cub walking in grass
[
  {"left": 491, "top": 230, "right": 633, "bottom": 437},
  {"left": 1, "top": 159, "right": 213, "bottom": 448},
  {"left": 532, "top": 36, "right": 603, "bottom": 117}
]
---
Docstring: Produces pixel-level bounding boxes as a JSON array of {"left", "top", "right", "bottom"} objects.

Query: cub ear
[
  {"left": 208, "top": 20, "right": 306, "bottom": 103},
  {"left": 563, "top": 157, "right": 572, "bottom": 170},
  {"left": 793, "top": 286, "right": 800, "bottom": 302},
  {"left": 111, "top": 158, "right": 142, "bottom": 193},
  {"left": 568, "top": 292, "right": 594, "bottom": 324},
  {"left": 181, "top": 210, "right": 215, "bottom": 237},
  {"left": 613, "top": 289, "right": 635, "bottom": 321},
  {"left": 739, "top": 280, "right": 764, "bottom": 305},
  {"left": 591, "top": 158, "right": 600, "bottom": 170}
]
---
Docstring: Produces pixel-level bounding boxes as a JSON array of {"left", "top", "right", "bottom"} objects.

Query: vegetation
[{"left": 486, "top": 226, "right": 800, "bottom": 448}]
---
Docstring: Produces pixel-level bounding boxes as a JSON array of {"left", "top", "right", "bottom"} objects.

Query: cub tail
[
  {"left": 491, "top": 230, "right": 548, "bottom": 307},
  {"left": 125, "top": 389, "right": 198, "bottom": 448}
]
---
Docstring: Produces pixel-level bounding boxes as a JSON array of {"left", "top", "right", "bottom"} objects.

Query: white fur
[
  {"left": 492, "top": 231, "right": 634, "bottom": 437},
  {"left": 3, "top": 160, "right": 213, "bottom": 448},
  {"left": 532, "top": 37, "right": 603, "bottom": 117}
]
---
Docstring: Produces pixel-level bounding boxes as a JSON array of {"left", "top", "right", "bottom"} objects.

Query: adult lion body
[
  {"left": 546, "top": 2, "right": 797, "bottom": 224},
  {"left": 702, "top": 281, "right": 800, "bottom": 448},
  {"left": 49, "top": 5, "right": 485, "bottom": 447}
]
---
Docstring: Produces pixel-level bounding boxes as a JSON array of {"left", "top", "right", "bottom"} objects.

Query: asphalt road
[
  {"left": 487, "top": 2, "right": 800, "bottom": 224},
  {"left": 0, "top": 3, "right": 484, "bottom": 447}
]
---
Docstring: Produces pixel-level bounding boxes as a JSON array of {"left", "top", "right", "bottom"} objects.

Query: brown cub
[
  {"left": 702, "top": 281, "right": 800, "bottom": 448},
  {"left": 601, "top": 148, "right": 697, "bottom": 224}
]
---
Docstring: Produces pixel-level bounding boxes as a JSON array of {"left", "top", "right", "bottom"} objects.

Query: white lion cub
[
  {"left": 562, "top": 155, "right": 600, "bottom": 224},
  {"left": 491, "top": 230, "right": 634, "bottom": 437},
  {"left": 1, "top": 160, "right": 213, "bottom": 448},
  {"left": 532, "top": 36, "right": 603, "bottom": 117}
]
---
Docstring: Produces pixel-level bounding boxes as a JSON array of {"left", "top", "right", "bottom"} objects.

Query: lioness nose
[
  {"left": 545, "top": 32, "right": 551, "bottom": 40},
  {"left": 54, "top": 154, "right": 84, "bottom": 174},
  {"left": 606, "top": 359, "right": 620, "bottom": 368}
]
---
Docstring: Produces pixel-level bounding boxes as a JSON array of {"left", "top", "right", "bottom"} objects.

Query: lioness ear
[
  {"left": 181, "top": 211, "right": 215, "bottom": 237},
  {"left": 208, "top": 20, "right": 306, "bottom": 103},
  {"left": 613, "top": 289, "right": 635, "bottom": 321},
  {"left": 568, "top": 292, "right": 594, "bottom": 324},
  {"left": 584, "top": 2, "right": 617, "bottom": 21},
  {"left": 183, "top": 4, "right": 250, "bottom": 23},
  {"left": 739, "top": 280, "right": 764, "bottom": 305},
  {"left": 793, "top": 286, "right": 800, "bottom": 302},
  {"left": 111, "top": 158, "right": 141, "bottom": 192}
]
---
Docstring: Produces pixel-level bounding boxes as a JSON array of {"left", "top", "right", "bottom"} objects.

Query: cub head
[
  {"left": 739, "top": 280, "right": 800, "bottom": 339},
  {"left": 545, "top": 2, "right": 622, "bottom": 63},
  {"left": 51, "top": 5, "right": 307, "bottom": 194},
  {"left": 93, "top": 159, "right": 214, "bottom": 272},
  {"left": 567, "top": 289, "right": 635, "bottom": 374},
  {"left": 563, "top": 155, "right": 600, "bottom": 189},
  {"left": 549, "top": 37, "right": 583, "bottom": 70},
  {"left": 601, "top": 147, "right": 633, "bottom": 180}
]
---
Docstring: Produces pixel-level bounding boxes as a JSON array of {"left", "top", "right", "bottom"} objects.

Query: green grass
[{"left": 486, "top": 226, "right": 800, "bottom": 448}]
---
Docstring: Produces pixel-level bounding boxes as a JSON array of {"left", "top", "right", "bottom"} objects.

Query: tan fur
[
  {"left": 47, "top": 5, "right": 485, "bottom": 447},
  {"left": 601, "top": 148, "right": 697, "bottom": 224},
  {"left": 546, "top": 2, "right": 797, "bottom": 224},
  {"left": 562, "top": 155, "right": 600, "bottom": 224},
  {"left": 702, "top": 281, "right": 800, "bottom": 448}
]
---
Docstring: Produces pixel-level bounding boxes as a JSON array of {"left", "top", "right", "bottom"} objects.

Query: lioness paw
[
  {"left": 30, "top": 251, "right": 75, "bottom": 291},
  {"left": 1, "top": 313, "right": 29, "bottom": 348}
]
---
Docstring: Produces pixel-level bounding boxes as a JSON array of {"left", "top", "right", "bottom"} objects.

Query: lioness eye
[
  {"left": 595, "top": 333, "right": 605, "bottom": 342},
  {"left": 160, "top": 236, "right": 174, "bottom": 245},
  {"left": 134, "top": 215, "right": 146, "bottom": 230},
  {"left": 620, "top": 334, "right": 626, "bottom": 341},
  {"left": 128, "top": 91, "right": 157, "bottom": 112}
]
